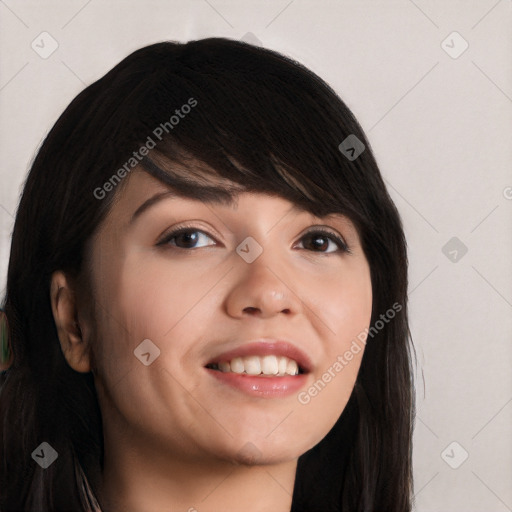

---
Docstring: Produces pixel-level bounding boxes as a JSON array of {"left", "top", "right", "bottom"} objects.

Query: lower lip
[{"left": 205, "top": 368, "right": 308, "bottom": 398}]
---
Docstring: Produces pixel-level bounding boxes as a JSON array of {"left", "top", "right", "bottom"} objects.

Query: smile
[
  {"left": 204, "top": 339, "right": 312, "bottom": 397},
  {"left": 206, "top": 355, "right": 304, "bottom": 376}
]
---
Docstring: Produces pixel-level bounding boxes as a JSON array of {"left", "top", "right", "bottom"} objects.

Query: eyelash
[{"left": 157, "top": 225, "right": 350, "bottom": 254}]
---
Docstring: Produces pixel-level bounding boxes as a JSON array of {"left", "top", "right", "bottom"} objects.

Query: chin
[
  {"left": 214, "top": 435, "right": 308, "bottom": 467},
  {"left": 226, "top": 447, "right": 293, "bottom": 467}
]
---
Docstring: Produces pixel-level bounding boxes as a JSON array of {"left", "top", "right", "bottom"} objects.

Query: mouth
[
  {"left": 205, "top": 355, "right": 307, "bottom": 376},
  {"left": 203, "top": 340, "right": 311, "bottom": 397}
]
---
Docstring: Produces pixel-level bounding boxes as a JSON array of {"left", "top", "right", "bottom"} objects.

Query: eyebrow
[
  {"left": 129, "top": 156, "right": 313, "bottom": 226},
  {"left": 130, "top": 189, "right": 238, "bottom": 225},
  {"left": 129, "top": 156, "right": 244, "bottom": 225}
]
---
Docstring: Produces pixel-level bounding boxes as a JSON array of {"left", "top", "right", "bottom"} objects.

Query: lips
[{"left": 204, "top": 339, "right": 313, "bottom": 375}]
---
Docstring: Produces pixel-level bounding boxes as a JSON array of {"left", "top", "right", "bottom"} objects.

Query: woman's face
[{"left": 85, "top": 165, "right": 372, "bottom": 465}]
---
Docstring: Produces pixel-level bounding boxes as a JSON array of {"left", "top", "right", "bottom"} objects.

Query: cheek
[
  {"left": 119, "top": 255, "right": 224, "bottom": 340},
  {"left": 297, "top": 259, "right": 372, "bottom": 425},
  {"left": 90, "top": 254, "right": 218, "bottom": 386},
  {"left": 313, "top": 257, "right": 373, "bottom": 348},
  {"left": 87, "top": 259, "right": 197, "bottom": 441}
]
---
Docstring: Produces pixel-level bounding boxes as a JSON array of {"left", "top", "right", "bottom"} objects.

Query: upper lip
[{"left": 205, "top": 339, "right": 313, "bottom": 373}]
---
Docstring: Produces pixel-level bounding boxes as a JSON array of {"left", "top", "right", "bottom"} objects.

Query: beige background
[{"left": 1, "top": 1, "right": 511, "bottom": 510}]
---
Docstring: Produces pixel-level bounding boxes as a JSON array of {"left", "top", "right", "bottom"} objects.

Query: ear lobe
[{"left": 50, "top": 271, "right": 91, "bottom": 373}]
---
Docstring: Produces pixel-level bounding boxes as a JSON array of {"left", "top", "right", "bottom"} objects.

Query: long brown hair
[{"left": 0, "top": 37, "right": 414, "bottom": 511}]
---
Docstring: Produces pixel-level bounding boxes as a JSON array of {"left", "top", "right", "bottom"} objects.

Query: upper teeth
[{"left": 214, "top": 355, "right": 300, "bottom": 376}]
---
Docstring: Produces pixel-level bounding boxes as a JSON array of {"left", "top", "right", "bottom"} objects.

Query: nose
[{"left": 224, "top": 250, "right": 303, "bottom": 319}]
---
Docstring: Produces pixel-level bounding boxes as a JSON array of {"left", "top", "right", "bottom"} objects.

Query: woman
[{"left": 0, "top": 37, "right": 414, "bottom": 511}]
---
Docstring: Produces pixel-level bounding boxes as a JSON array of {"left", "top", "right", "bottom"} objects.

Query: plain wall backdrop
[{"left": 0, "top": 1, "right": 511, "bottom": 510}]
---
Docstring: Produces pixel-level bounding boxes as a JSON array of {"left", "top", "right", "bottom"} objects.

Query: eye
[
  {"left": 296, "top": 228, "right": 349, "bottom": 254},
  {"left": 157, "top": 225, "right": 349, "bottom": 254},
  {"left": 157, "top": 227, "right": 216, "bottom": 250}
]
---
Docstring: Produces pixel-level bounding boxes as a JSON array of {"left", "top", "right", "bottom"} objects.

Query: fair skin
[{"left": 50, "top": 164, "right": 372, "bottom": 512}]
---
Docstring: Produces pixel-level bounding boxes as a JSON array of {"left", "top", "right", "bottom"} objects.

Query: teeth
[
  {"left": 230, "top": 357, "right": 244, "bottom": 374},
  {"left": 261, "top": 355, "right": 278, "bottom": 375},
  {"left": 212, "top": 355, "right": 301, "bottom": 376},
  {"left": 277, "top": 356, "right": 288, "bottom": 375},
  {"left": 244, "top": 356, "right": 261, "bottom": 375},
  {"left": 286, "top": 359, "right": 298, "bottom": 376},
  {"left": 218, "top": 361, "right": 231, "bottom": 373}
]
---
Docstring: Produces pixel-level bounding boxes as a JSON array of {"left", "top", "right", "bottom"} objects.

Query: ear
[{"left": 50, "top": 270, "right": 91, "bottom": 373}]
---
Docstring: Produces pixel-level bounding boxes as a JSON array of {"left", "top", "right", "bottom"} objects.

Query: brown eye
[
  {"left": 298, "top": 229, "right": 349, "bottom": 254},
  {"left": 158, "top": 228, "right": 216, "bottom": 249}
]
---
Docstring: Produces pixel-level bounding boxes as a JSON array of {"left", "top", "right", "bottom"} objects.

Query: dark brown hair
[{"left": 0, "top": 37, "right": 415, "bottom": 511}]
